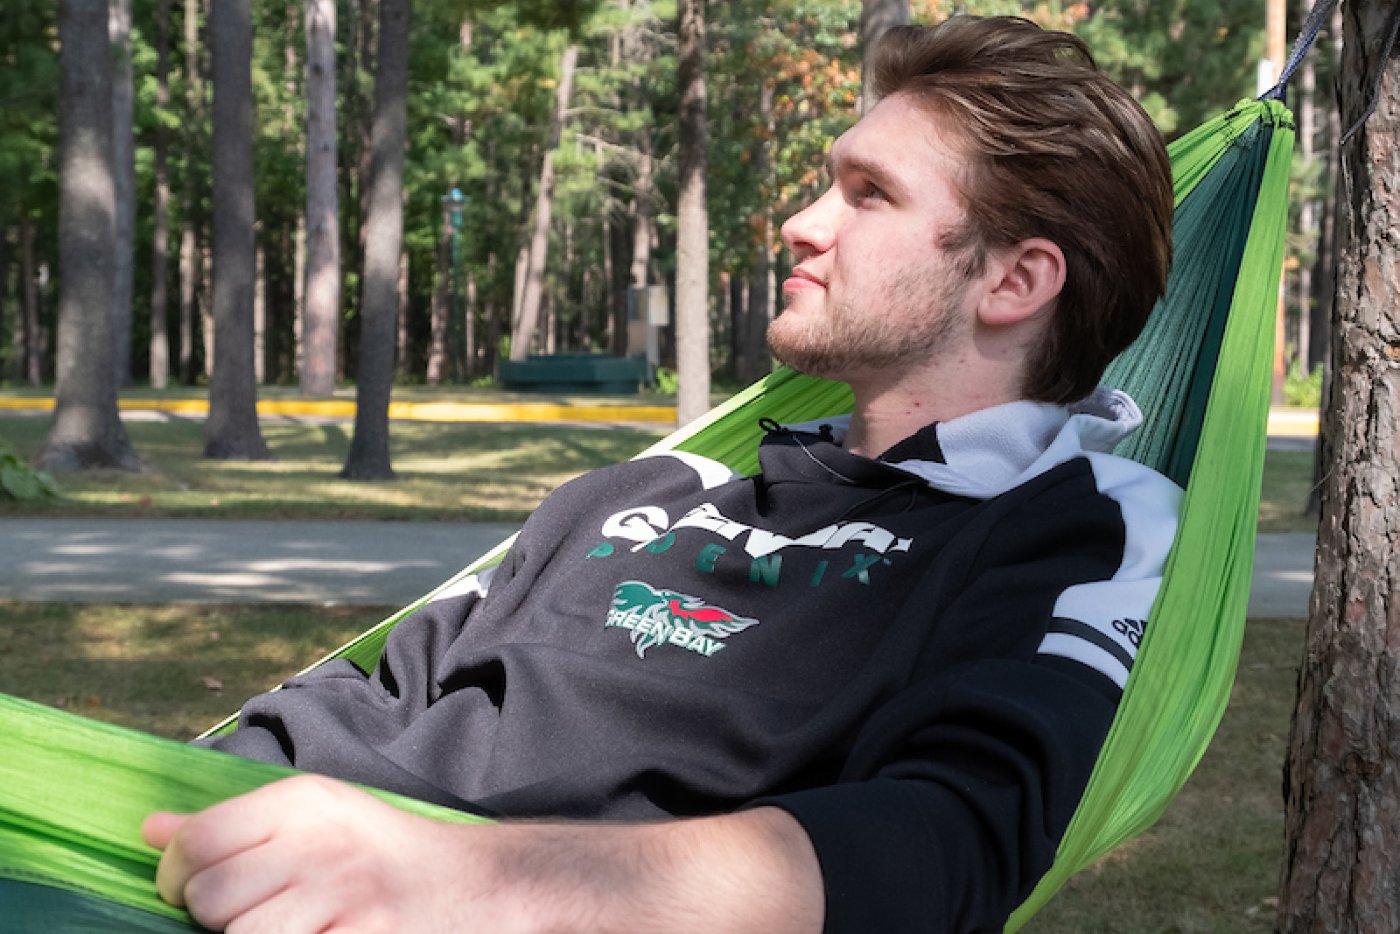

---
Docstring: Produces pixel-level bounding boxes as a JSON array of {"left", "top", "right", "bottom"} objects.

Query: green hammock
[{"left": 0, "top": 97, "right": 1293, "bottom": 931}]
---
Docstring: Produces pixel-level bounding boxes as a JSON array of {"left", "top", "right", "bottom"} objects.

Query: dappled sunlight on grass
[
  {"left": 1257, "top": 449, "right": 1320, "bottom": 533},
  {"left": 0, "top": 601, "right": 387, "bottom": 739},
  {"left": 0, "top": 415, "right": 664, "bottom": 521}
]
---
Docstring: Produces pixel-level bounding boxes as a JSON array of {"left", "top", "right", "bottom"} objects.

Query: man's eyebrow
[{"left": 825, "top": 149, "right": 909, "bottom": 199}]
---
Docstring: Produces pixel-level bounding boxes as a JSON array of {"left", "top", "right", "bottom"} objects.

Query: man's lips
[{"left": 783, "top": 268, "right": 826, "bottom": 291}]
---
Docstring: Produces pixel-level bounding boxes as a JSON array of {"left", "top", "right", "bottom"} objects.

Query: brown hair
[{"left": 871, "top": 16, "right": 1174, "bottom": 403}]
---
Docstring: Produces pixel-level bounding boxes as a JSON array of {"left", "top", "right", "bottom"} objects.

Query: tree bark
[
  {"left": 149, "top": 0, "right": 171, "bottom": 389},
  {"left": 860, "top": 0, "right": 908, "bottom": 112},
  {"left": 178, "top": 0, "right": 203, "bottom": 386},
  {"left": 628, "top": 129, "right": 655, "bottom": 356},
  {"left": 1278, "top": 0, "right": 1400, "bottom": 928},
  {"left": 253, "top": 242, "right": 266, "bottom": 384},
  {"left": 301, "top": 0, "right": 340, "bottom": 397},
  {"left": 39, "top": 0, "right": 139, "bottom": 472},
  {"left": 427, "top": 207, "right": 451, "bottom": 384},
  {"left": 204, "top": 0, "right": 270, "bottom": 460},
  {"left": 0, "top": 226, "right": 8, "bottom": 382},
  {"left": 1295, "top": 4, "right": 1315, "bottom": 369},
  {"left": 675, "top": 0, "right": 710, "bottom": 426},
  {"left": 20, "top": 214, "right": 42, "bottom": 386},
  {"left": 510, "top": 43, "right": 579, "bottom": 361},
  {"left": 108, "top": 0, "right": 135, "bottom": 389},
  {"left": 738, "top": 80, "right": 776, "bottom": 385},
  {"left": 341, "top": 0, "right": 409, "bottom": 481},
  {"left": 1309, "top": 0, "right": 1345, "bottom": 376}
]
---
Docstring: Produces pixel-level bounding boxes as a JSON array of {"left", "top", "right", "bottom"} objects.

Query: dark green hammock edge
[{"left": 0, "top": 100, "right": 1292, "bottom": 931}]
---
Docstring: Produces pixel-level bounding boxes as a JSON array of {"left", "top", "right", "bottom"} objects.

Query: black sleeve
[
  {"left": 760, "top": 462, "right": 1177, "bottom": 933},
  {"left": 762, "top": 659, "right": 1116, "bottom": 933}
]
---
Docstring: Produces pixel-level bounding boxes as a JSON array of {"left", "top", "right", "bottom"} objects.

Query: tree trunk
[
  {"left": 427, "top": 208, "right": 451, "bottom": 385},
  {"left": 301, "top": 0, "right": 340, "bottom": 397},
  {"left": 608, "top": 211, "right": 629, "bottom": 356},
  {"left": 396, "top": 247, "right": 410, "bottom": 379},
  {"left": 860, "top": 0, "right": 908, "bottom": 112},
  {"left": 179, "top": 0, "right": 203, "bottom": 386},
  {"left": 675, "top": 0, "right": 710, "bottom": 426},
  {"left": 1278, "top": 1, "right": 1400, "bottom": 928},
  {"left": 204, "top": 0, "right": 270, "bottom": 460},
  {"left": 108, "top": 0, "right": 135, "bottom": 389},
  {"left": 149, "top": 0, "right": 171, "bottom": 389},
  {"left": 20, "top": 214, "right": 42, "bottom": 386},
  {"left": 510, "top": 43, "right": 579, "bottom": 362},
  {"left": 341, "top": 0, "right": 409, "bottom": 481},
  {"left": 629, "top": 127, "right": 655, "bottom": 340},
  {"left": 253, "top": 242, "right": 266, "bottom": 384},
  {"left": 1295, "top": 6, "right": 1315, "bottom": 369},
  {"left": 178, "top": 224, "right": 197, "bottom": 383},
  {"left": 464, "top": 266, "right": 477, "bottom": 377},
  {"left": 39, "top": 0, "right": 139, "bottom": 472},
  {"left": 0, "top": 226, "right": 9, "bottom": 382},
  {"left": 1309, "top": 0, "right": 1345, "bottom": 377},
  {"left": 738, "top": 81, "right": 776, "bottom": 385}
]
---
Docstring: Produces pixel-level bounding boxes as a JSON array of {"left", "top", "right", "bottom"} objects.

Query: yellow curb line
[
  {"left": 1266, "top": 409, "right": 1319, "bottom": 437},
  {"left": 0, "top": 395, "right": 678, "bottom": 426}
]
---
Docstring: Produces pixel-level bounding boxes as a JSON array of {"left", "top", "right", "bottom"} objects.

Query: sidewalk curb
[{"left": 0, "top": 395, "right": 678, "bottom": 426}]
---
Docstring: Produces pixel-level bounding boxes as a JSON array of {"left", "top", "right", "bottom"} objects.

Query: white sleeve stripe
[{"left": 1037, "top": 632, "right": 1130, "bottom": 689}]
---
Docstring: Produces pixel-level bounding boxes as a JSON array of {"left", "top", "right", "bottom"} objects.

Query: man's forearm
[
  {"left": 488, "top": 806, "right": 825, "bottom": 933},
  {"left": 144, "top": 776, "right": 825, "bottom": 933}
]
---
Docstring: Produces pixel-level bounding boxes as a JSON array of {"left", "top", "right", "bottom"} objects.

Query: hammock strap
[
  {"left": 1340, "top": 0, "right": 1400, "bottom": 144},
  {"left": 1261, "top": 0, "right": 1340, "bottom": 103},
  {"left": 1263, "top": 0, "right": 1400, "bottom": 146}
]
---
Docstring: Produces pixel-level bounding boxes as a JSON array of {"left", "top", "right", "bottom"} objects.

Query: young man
[{"left": 144, "top": 16, "right": 1178, "bottom": 933}]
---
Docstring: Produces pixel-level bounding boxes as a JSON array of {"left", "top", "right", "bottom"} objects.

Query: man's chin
[{"left": 767, "top": 343, "right": 845, "bottom": 381}]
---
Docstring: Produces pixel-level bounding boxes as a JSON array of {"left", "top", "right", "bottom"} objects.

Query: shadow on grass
[
  {"left": 0, "top": 601, "right": 389, "bottom": 740},
  {"left": 0, "top": 416, "right": 664, "bottom": 522}
]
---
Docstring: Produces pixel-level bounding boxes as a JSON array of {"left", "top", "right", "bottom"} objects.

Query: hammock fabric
[{"left": 0, "top": 98, "right": 1293, "bottom": 931}]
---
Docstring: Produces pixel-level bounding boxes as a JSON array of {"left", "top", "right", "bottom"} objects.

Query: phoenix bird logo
[{"left": 607, "top": 581, "right": 759, "bottom": 658}]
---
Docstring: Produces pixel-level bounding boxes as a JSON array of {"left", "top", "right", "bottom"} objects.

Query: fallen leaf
[{"left": 201, "top": 675, "right": 224, "bottom": 694}]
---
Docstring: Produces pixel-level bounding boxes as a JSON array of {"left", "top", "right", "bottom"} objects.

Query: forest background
[{"left": 0, "top": 0, "right": 1332, "bottom": 478}]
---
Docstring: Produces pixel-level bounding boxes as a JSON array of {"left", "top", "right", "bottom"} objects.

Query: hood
[{"left": 788, "top": 386, "right": 1144, "bottom": 501}]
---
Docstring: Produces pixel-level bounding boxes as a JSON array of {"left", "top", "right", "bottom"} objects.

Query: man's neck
[{"left": 842, "top": 373, "right": 1025, "bottom": 458}]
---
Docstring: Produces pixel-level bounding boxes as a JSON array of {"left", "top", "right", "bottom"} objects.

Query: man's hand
[
  {"left": 142, "top": 775, "right": 503, "bottom": 933},
  {"left": 142, "top": 774, "right": 824, "bottom": 934}
]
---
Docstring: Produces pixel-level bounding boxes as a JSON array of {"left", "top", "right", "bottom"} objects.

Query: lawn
[
  {"left": 0, "top": 413, "right": 665, "bottom": 522},
  {"left": 0, "top": 601, "right": 387, "bottom": 739},
  {"left": 0, "top": 412, "right": 1319, "bottom": 531},
  {"left": 0, "top": 600, "right": 1300, "bottom": 931}
]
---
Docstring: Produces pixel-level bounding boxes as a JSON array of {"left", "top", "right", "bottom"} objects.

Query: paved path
[
  {"left": 0, "top": 517, "right": 1317, "bottom": 618},
  {"left": 0, "top": 518, "right": 518, "bottom": 607}
]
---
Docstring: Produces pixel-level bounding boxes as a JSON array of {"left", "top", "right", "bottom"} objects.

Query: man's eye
[{"left": 856, "top": 182, "right": 886, "bottom": 203}]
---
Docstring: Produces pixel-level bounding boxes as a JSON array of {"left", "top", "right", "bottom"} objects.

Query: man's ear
[{"left": 976, "top": 238, "right": 1066, "bottom": 327}]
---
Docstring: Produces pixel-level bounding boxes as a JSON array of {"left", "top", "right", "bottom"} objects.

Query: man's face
[{"left": 769, "top": 94, "right": 981, "bottom": 383}]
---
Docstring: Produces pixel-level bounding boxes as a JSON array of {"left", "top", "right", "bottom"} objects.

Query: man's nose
[{"left": 781, "top": 188, "right": 840, "bottom": 260}]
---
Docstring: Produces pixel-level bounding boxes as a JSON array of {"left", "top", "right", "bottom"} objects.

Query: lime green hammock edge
[{"left": 0, "top": 98, "right": 1293, "bottom": 930}]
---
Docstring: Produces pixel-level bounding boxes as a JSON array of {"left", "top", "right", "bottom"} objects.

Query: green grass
[
  {"left": 0, "top": 601, "right": 388, "bottom": 739},
  {"left": 1257, "top": 449, "right": 1319, "bottom": 533},
  {"left": 0, "top": 601, "right": 1301, "bottom": 929},
  {"left": 0, "top": 415, "right": 664, "bottom": 521},
  {"left": 0, "top": 412, "right": 1320, "bottom": 531}
]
